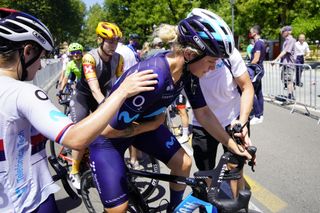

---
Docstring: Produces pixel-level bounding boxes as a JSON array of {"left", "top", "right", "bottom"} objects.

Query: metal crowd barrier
[
  {"left": 32, "top": 59, "right": 62, "bottom": 91},
  {"left": 262, "top": 61, "right": 320, "bottom": 124}
]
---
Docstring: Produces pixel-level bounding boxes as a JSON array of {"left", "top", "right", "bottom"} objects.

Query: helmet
[
  {"left": 0, "top": 8, "right": 54, "bottom": 52},
  {"left": 129, "top": 33, "right": 140, "bottom": 40},
  {"left": 96, "top": 22, "right": 122, "bottom": 40},
  {"left": 178, "top": 8, "right": 234, "bottom": 58},
  {"left": 68, "top": 42, "right": 83, "bottom": 53}
]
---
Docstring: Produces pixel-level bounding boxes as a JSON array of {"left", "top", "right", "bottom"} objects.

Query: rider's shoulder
[{"left": 82, "top": 53, "right": 95, "bottom": 65}]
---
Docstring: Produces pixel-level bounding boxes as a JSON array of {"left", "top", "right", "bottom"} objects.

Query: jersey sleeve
[
  {"left": 82, "top": 53, "right": 97, "bottom": 82},
  {"left": 64, "top": 61, "right": 72, "bottom": 77},
  {"left": 16, "top": 84, "right": 73, "bottom": 144},
  {"left": 184, "top": 75, "right": 207, "bottom": 109},
  {"left": 229, "top": 48, "right": 247, "bottom": 78}
]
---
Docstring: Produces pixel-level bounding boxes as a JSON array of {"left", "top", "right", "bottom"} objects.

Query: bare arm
[
  {"left": 87, "top": 78, "right": 105, "bottom": 104},
  {"left": 61, "top": 70, "right": 158, "bottom": 150},
  {"left": 250, "top": 51, "right": 261, "bottom": 64},
  {"left": 101, "top": 113, "right": 165, "bottom": 138},
  {"left": 193, "top": 106, "right": 251, "bottom": 159}
]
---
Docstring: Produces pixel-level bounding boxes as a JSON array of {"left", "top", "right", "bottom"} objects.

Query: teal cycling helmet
[{"left": 68, "top": 43, "right": 83, "bottom": 53}]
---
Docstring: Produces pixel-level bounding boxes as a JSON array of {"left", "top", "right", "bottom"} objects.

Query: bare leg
[{"left": 105, "top": 201, "right": 128, "bottom": 213}]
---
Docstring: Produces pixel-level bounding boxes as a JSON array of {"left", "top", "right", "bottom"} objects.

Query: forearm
[
  {"left": 239, "top": 86, "right": 254, "bottom": 125},
  {"left": 59, "top": 77, "right": 67, "bottom": 91},
  {"left": 62, "top": 89, "right": 128, "bottom": 149},
  {"left": 91, "top": 88, "right": 105, "bottom": 104},
  {"left": 102, "top": 120, "right": 159, "bottom": 138},
  {"left": 274, "top": 51, "right": 286, "bottom": 61}
]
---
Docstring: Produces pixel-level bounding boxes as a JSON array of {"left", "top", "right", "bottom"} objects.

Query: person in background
[
  {"left": 127, "top": 33, "right": 141, "bottom": 62},
  {"left": 246, "top": 39, "right": 254, "bottom": 62},
  {"left": 68, "top": 21, "right": 125, "bottom": 189},
  {"left": 295, "top": 33, "right": 310, "bottom": 87},
  {"left": 57, "top": 42, "right": 84, "bottom": 96},
  {"left": 0, "top": 8, "right": 158, "bottom": 213},
  {"left": 248, "top": 25, "right": 266, "bottom": 125},
  {"left": 272, "top": 26, "right": 296, "bottom": 101},
  {"left": 116, "top": 37, "right": 138, "bottom": 71}
]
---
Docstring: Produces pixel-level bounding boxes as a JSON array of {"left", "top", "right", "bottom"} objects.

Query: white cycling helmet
[
  {"left": 179, "top": 8, "right": 234, "bottom": 58},
  {"left": 0, "top": 8, "right": 54, "bottom": 52}
]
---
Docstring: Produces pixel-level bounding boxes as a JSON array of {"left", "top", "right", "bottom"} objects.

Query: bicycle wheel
[
  {"left": 124, "top": 150, "right": 160, "bottom": 200},
  {"left": 80, "top": 170, "right": 104, "bottom": 213}
]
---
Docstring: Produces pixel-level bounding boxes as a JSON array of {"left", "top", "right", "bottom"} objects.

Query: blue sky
[{"left": 83, "top": 0, "right": 104, "bottom": 8}]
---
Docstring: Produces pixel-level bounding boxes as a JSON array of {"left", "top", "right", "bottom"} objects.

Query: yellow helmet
[{"left": 96, "top": 22, "right": 122, "bottom": 40}]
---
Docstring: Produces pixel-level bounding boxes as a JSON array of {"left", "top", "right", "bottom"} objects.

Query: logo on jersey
[
  {"left": 35, "top": 90, "right": 48, "bottom": 100},
  {"left": 166, "top": 84, "right": 174, "bottom": 91},
  {"left": 132, "top": 95, "right": 145, "bottom": 109},
  {"left": 143, "top": 107, "right": 166, "bottom": 118},
  {"left": 49, "top": 110, "right": 67, "bottom": 121},
  {"left": 165, "top": 136, "right": 176, "bottom": 149},
  {"left": 118, "top": 111, "right": 140, "bottom": 123}
]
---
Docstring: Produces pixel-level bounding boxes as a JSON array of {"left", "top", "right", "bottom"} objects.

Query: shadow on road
[{"left": 56, "top": 196, "right": 82, "bottom": 212}]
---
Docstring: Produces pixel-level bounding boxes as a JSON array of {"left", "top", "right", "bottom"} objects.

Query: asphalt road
[{"left": 46, "top": 83, "right": 320, "bottom": 213}]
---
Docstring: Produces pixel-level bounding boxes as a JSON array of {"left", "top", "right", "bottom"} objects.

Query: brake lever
[{"left": 247, "top": 146, "right": 257, "bottom": 172}]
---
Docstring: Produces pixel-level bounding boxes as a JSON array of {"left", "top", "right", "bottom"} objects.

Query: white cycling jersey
[{"left": 0, "top": 76, "right": 74, "bottom": 213}]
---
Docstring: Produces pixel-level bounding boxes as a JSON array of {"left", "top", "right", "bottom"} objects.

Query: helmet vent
[
  {"left": 0, "top": 27, "right": 11, "bottom": 34},
  {"left": 5, "top": 21, "right": 27, "bottom": 33}
]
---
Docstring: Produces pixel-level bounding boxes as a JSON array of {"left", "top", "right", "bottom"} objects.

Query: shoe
[
  {"left": 250, "top": 116, "right": 263, "bottom": 125},
  {"left": 69, "top": 173, "right": 81, "bottom": 189},
  {"left": 130, "top": 161, "right": 143, "bottom": 170},
  {"left": 177, "top": 135, "right": 193, "bottom": 156}
]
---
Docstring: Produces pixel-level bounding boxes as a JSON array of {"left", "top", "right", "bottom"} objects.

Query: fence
[
  {"left": 262, "top": 61, "right": 320, "bottom": 124},
  {"left": 32, "top": 59, "right": 62, "bottom": 91}
]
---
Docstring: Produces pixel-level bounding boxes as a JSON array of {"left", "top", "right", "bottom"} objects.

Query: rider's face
[
  {"left": 102, "top": 38, "right": 119, "bottom": 56},
  {"left": 24, "top": 47, "right": 46, "bottom": 81},
  {"left": 189, "top": 55, "right": 217, "bottom": 78}
]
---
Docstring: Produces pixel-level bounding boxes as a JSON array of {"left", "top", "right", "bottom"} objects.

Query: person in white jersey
[
  {"left": 190, "top": 47, "right": 254, "bottom": 198},
  {"left": 0, "top": 8, "right": 158, "bottom": 213}
]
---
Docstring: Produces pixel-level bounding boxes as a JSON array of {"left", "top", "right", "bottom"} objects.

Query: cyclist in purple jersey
[{"left": 89, "top": 8, "right": 253, "bottom": 213}]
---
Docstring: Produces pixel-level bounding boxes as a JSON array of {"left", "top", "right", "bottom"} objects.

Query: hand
[
  {"left": 119, "top": 70, "right": 158, "bottom": 98},
  {"left": 56, "top": 90, "right": 62, "bottom": 100},
  {"left": 230, "top": 120, "right": 251, "bottom": 147}
]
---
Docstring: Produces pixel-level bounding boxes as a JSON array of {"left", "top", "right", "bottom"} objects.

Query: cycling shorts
[{"left": 89, "top": 125, "right": 181, "bottom": 208}]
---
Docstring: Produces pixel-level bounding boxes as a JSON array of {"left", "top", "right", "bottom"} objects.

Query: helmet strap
[{"left": 18, "top": 47, "right": 42, "bottom": 81}]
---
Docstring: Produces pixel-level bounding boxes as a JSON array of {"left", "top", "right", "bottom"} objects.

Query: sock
[
  {"left": 182, "top": 127, "right": 189, "bottom": 137},
  {"left": 70, "top": 159, "right": 80, "bottom": 175},
  {"left": 168, "top": 188, "right": 184, "bottom": 210}
]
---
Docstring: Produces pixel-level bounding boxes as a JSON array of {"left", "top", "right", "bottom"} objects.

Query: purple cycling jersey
[{"left": 109, "top": 51, "right": 189, "bottom": 130}]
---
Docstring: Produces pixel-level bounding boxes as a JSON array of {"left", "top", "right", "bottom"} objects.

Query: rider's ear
[
  {"left": 24, "top": 44, "right": 33, "bottom": 56},
  {"left": 183, "top": 49, "right": 194, "bottom": 62}
]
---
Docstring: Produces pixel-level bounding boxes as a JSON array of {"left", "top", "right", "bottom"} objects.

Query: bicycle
[
  {"left": 126, "top": 123, "right": 257, "bottom": 213},
  {"left": 49, "top": 137, "right": 161, "bottom": 212}
]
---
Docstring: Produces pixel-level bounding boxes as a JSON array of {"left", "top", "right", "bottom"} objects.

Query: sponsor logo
[
  {"left": 118, "top": 111, "right": 140, "bottom": 123},
  {"left": 32, "top": 31, "right": 46, "bottom": 44},
  {"left": 143, "top": 107, "right": 166, "bottom": 118},
  {"left": 193, "top": 35, "right": 205, "bottom": 50},
  {"left": 176, "top": 202, "right": 198, "bottom": 212},
  {"left": 49, "top": 110, "right": 67, "bottom": 121},
  {"left": 132, "top": 95, "right": 145, "bottom": 108},
  {"left": 35, "top": 90, "right": 48, "bottom": 100},
  {"left": 165, "top": 136, "right": 176, "bottom": 149}
]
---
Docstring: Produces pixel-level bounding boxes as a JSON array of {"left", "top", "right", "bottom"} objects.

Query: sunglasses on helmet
[{"left": 70, "top": 50, "right": 82, "bottom": 56}]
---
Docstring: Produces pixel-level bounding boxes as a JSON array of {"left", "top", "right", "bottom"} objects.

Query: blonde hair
[{"left": 153, "top": 23, "right": 201, "bottom": 55}]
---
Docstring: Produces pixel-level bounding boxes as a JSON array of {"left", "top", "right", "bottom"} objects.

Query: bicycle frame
[{"left": 128, "top": 149, "right": 253, "bottom": 213}]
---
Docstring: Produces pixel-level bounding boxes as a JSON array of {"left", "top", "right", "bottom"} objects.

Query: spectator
[
  {"left": 249, "top": 25, "right": 266, "bottom": 125},
  {"left": 246, "top": 39, "right": 254, "bottom": 62},
  {"left": 295, "top": 33, "right": 310, "bottom": 87},
  {"left": 127, "top": 33, "right": 141, "bottom": 62},
  {"left": 272, "top": 26, "right": 296, "bottom": 101}
]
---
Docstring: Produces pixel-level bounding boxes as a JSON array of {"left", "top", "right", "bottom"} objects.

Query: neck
[
  {"left": 0, "top": 67, "right": 20, "bottom": 80},
  {"left": 98, "top": 47, "right": 111, "bottom": 62},
  {"left": 254, "top": 35, "right": 260, "bottom": 41},
  {"left": 166, "top": 52, "right": 185, "bottom": 83}
]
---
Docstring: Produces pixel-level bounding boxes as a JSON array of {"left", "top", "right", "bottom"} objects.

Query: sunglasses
[{"left": 70, "top": 50, "right": 82, "bottom": 56}]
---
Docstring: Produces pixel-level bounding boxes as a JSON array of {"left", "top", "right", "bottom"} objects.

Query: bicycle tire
[
  {"left": 125, "top": 152, "right": 160, "bottom": 200},
  {"left": 80, "top": 170, "right": 104, "bottom": 213}
]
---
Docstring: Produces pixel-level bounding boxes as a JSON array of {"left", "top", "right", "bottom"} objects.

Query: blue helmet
[{"left": 178, "top": 8, "right": 234, "bottom": 58}]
